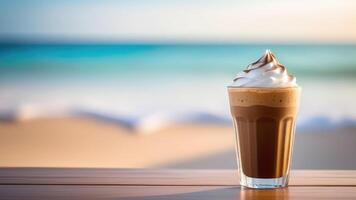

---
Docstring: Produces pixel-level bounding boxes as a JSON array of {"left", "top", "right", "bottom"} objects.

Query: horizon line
[{"left": 1, "top": 33, "right": 356, "bottom": 45}]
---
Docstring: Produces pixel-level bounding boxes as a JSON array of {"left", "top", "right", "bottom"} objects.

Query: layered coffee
[
  {"left": 227, "top": 50, "right": 301, "bottom": 188},
  {"left": 228, "top": 87, "right": 300, "bottom": 178}
]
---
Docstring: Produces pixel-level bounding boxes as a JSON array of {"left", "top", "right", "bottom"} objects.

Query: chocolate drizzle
[
  {"left": 234, "top": 50, "right": 287, "bottom": 82},
  {"left": 231, "top": 49, "right": 297, "bottom": 87},
  {"left": 246, "top": 49, "right": 285, "bottom": 72}
]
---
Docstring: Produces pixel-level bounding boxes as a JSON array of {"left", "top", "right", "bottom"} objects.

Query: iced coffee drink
[{"left": 228, "top": 50, "right": 301, "bottom": 189}]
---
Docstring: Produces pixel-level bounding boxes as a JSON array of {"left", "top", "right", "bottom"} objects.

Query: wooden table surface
[{"left": 1, "top": 168, "right": 356, "bottom": 199}]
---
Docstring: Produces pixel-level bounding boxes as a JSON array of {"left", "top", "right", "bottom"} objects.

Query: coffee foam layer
[{"left": 228, "top": 87, "right": 301, "bottom": 107}]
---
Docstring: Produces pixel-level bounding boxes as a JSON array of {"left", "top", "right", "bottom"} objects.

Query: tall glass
[{"left": 228, "top": 87, "right": 301, "bottom": 189}]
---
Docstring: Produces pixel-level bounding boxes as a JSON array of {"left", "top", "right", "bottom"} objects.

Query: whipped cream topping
[{"left": 230, "top": 50, "right": 297, "bottom": 88}]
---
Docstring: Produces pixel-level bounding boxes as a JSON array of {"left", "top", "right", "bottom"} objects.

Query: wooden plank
[
  {"left": 291, "top": 170, "right": 356, "bottom": 186},
  {"left": 1, "top": 185, "right": 356, "bottom": 200},
  {"left": 0, "top": 168, "right": 238, "bottom": 186},
  {"left": 1, "top": 168, "right": 356, "bottom": 186}
]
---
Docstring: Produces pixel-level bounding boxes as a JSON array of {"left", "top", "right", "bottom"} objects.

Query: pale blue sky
[{"left": 0, "top": 0, "right": 355, "bottom": 42}]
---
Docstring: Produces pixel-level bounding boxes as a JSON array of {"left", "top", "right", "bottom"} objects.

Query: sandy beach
[
  {"left": 1, "top": 117, "right": 355, "bottom": 169},
  {"left": 0, "top": 117, "right": 235, "bottom": 168}
]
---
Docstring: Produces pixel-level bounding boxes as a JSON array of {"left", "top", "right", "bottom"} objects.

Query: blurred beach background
[{"left": 1, "top": 0, "right": 356, "bottom": 169}]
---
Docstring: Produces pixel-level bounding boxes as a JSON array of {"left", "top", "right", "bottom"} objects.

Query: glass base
[{"left": 240, "top": 173, "right": 289, "bottom": 189}]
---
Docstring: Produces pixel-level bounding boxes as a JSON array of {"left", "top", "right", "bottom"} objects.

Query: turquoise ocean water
[{"left": 1, "top": 44, "right": 356, "bottom": 130}]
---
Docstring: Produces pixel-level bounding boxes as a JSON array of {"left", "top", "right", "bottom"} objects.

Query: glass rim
[{"left": 227, "top": 86, "right": 301, "bottom": 90}]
